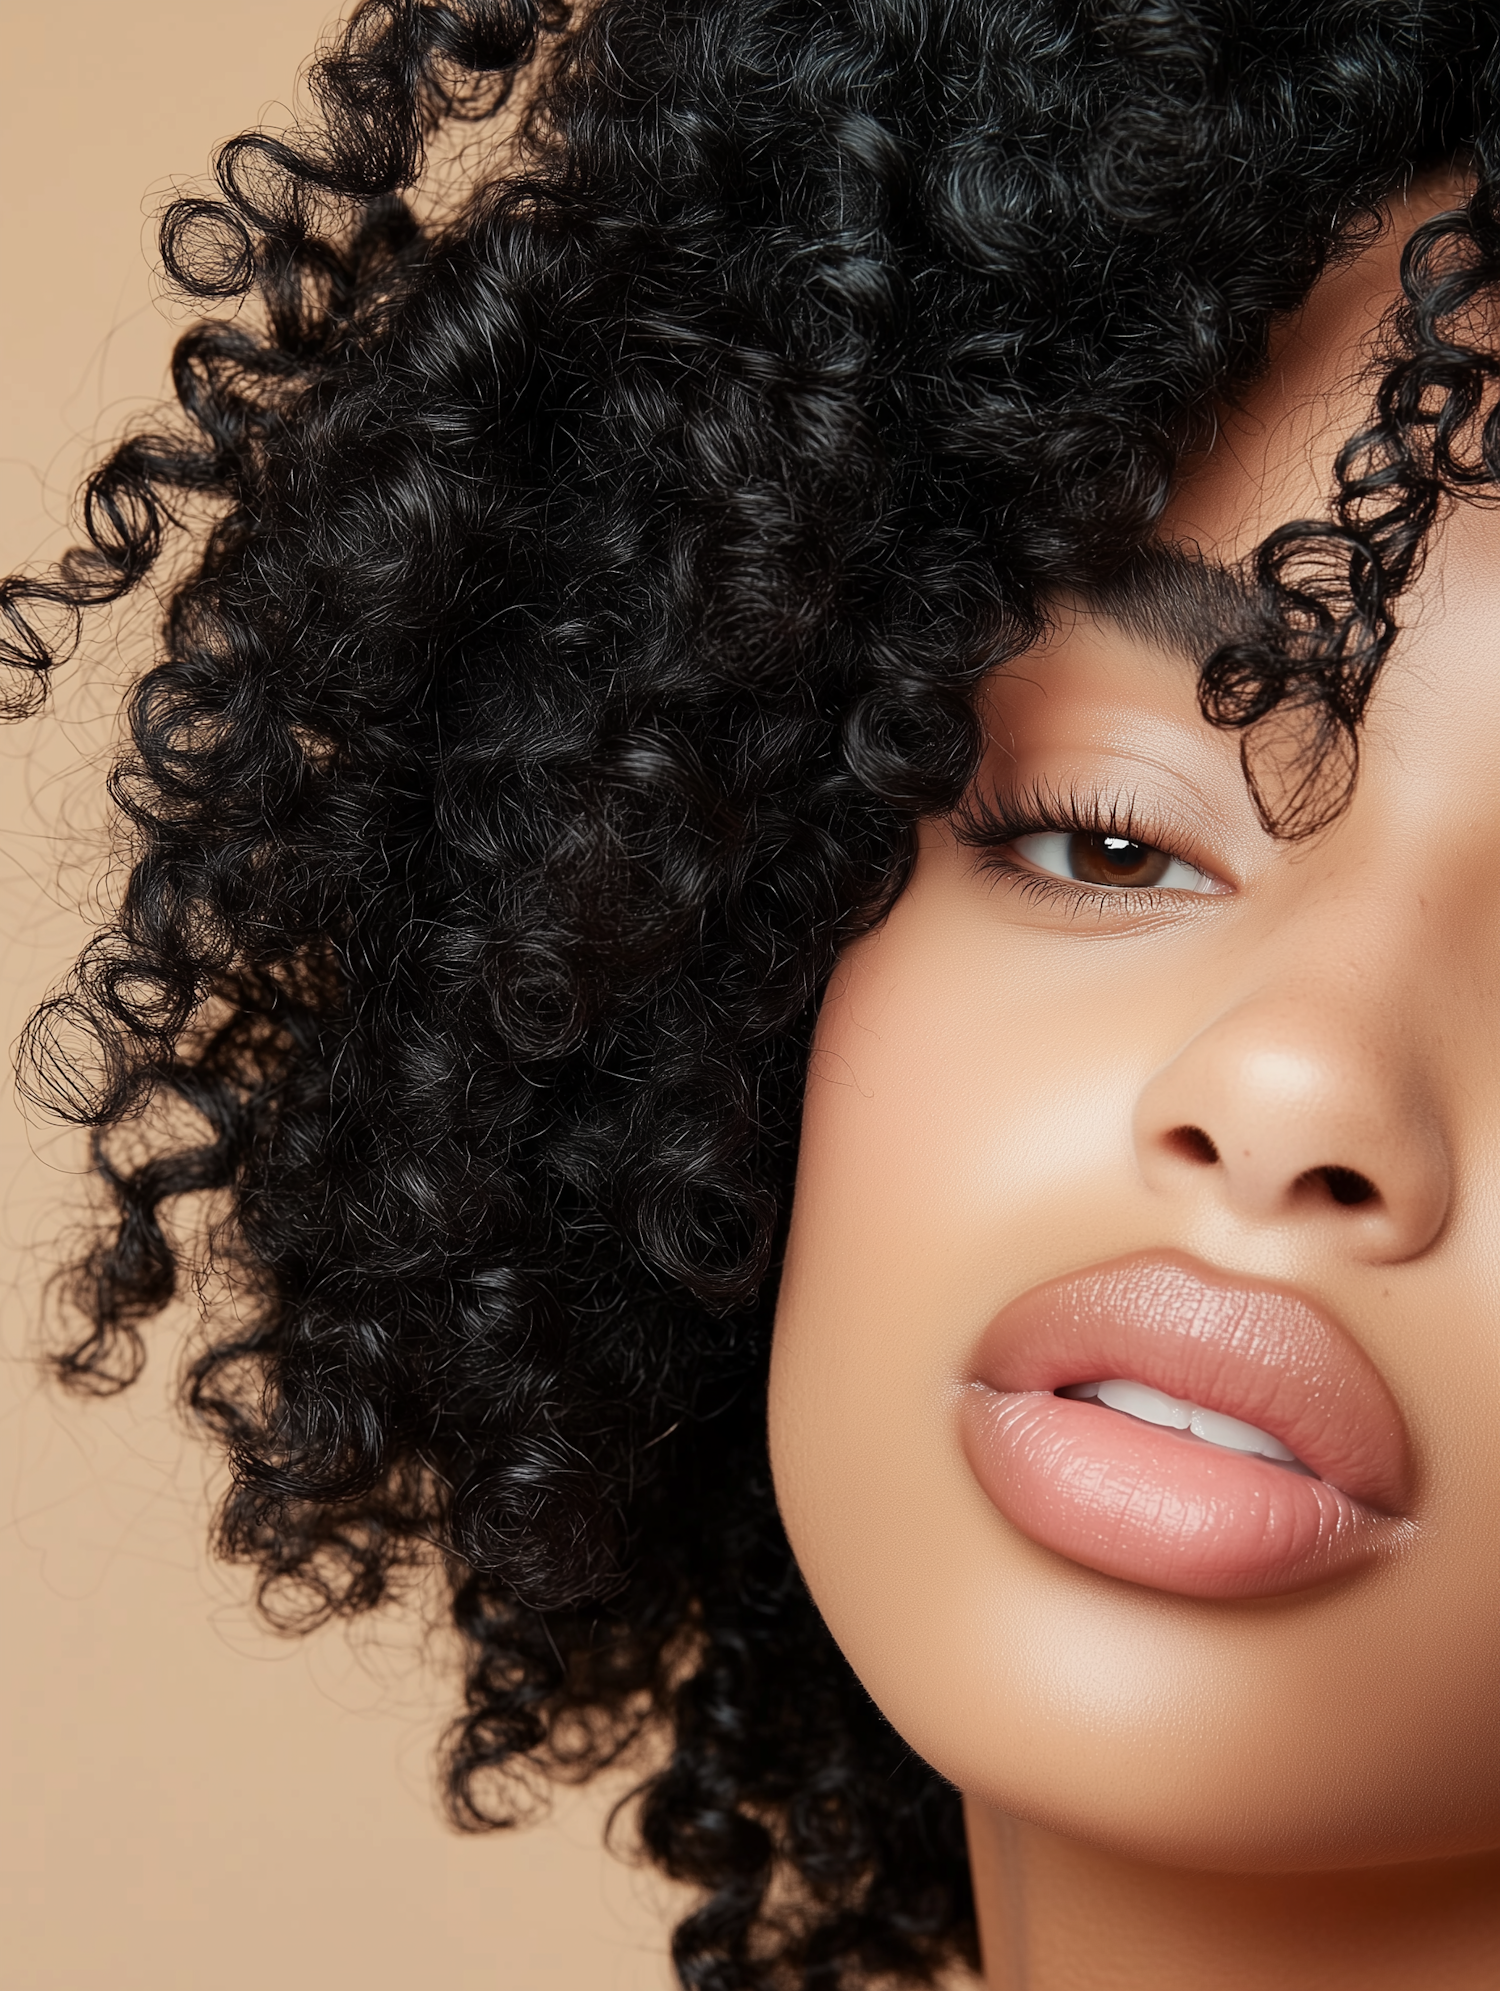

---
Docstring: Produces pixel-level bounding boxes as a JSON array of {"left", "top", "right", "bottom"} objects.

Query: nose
[{"left": 1133, "top": 982, "right": 1450, "bottom": 1263}]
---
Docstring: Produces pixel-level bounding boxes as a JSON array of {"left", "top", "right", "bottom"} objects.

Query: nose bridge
[{"left": 1133, "top": 940, "right": 1451, "bottom": 1262}]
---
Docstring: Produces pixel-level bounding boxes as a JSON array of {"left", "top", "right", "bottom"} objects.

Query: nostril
[
  {"left": 1300, "top": 1164, "right": 1380, "bottom": 1208},
  {"left": 1164, "top": 1125, "right": 1219, "bottom": 1167}
]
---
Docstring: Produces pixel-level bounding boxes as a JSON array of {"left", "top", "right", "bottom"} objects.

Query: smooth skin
[{"left": 769, "top": 176, "right": 1500, "bottom": 1987}]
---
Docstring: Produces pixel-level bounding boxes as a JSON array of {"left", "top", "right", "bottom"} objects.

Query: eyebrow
[{"left": 1073, "top": 544, "right": 1265, "bottom": 664}]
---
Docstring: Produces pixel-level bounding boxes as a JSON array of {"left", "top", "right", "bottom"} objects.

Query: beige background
[{"left": 0, "top": 6, "right": 679, "bottom": 1985}]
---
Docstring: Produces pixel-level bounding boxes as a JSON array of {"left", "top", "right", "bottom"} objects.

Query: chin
[{"left": 789, "top": 1515, "right": 1500, "bottom": 1875}]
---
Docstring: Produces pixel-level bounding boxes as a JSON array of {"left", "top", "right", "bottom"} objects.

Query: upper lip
[{"left": 967, "top": 1251, "right": 1411, "bottom": 1513}]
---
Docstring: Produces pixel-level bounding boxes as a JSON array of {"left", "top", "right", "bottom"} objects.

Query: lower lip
[{"left": 961, "top": 1390, "right": 1400, "bottom": 1599}]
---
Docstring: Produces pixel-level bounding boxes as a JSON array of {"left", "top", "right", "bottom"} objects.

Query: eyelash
[{"left": 954, "top": 779, "right": 1220, "bottom": 916}]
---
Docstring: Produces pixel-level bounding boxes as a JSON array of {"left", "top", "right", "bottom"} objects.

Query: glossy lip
[{"left": 959, "top": 1252, "right": 1414, "bottom": 1599}]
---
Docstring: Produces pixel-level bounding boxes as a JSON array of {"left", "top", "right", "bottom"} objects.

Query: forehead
[{"left": 1163, "top": 173, "right": 1467, "bottom": 564}]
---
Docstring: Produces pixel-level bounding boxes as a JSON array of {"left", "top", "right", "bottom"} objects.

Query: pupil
[{"left": 1067, "top": 833, "right": 1170, "bottom": 888}]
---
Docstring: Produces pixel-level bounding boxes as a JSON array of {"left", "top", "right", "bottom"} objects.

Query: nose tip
[{"left": 1135, "top": 1018, "right": 1450, "bottom": 1264}]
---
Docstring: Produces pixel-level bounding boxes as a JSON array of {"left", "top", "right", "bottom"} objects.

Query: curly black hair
[{"left": 6, "top": 2, "right": 1500, "bottom": 1984}]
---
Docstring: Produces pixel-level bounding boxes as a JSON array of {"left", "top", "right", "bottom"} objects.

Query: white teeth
[
  {"left": 1059, "top": 1377, "right": 1301, "bottom": 1466},
  {"left": 1188, "top": 1405, "right": 1296, "bottom": 1462},
  {"left": 1096, "top": 1378, "right": 1193, "bottom": 1429}
]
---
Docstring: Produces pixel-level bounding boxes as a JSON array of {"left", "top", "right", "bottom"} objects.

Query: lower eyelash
[{"left": 975, "top": 854, "right": 1169, "bottom": 919}]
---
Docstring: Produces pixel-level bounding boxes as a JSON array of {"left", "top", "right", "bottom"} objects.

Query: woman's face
[{"left": 768, "top": 187, "right": 1500, "bottom": 1871}]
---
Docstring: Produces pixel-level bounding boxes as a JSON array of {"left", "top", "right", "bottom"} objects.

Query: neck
[{"left": 965, "top": 1803, "right": 1500, "bottom": 1991}]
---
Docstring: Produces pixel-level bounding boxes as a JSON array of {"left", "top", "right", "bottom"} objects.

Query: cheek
[
  {"left": 768, "top": 879, "right": 1157, "bottom": 1819},
  {"left": 767, "top": 865, "right": 1500, "bottom": 1872},
  {"left": 776, "top": 873, "right": 1141, "bottom": 1341}
]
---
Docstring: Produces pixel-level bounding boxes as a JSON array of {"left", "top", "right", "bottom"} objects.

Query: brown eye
[
  {"left": 1065, "top": 833, "right": 1171, "bottom": 887},
  {"left": 1007, "top": 830, "right": 1220, "bottom": 896}
]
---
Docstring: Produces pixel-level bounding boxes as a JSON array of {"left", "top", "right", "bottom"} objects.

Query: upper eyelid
[
  {"left": 958, "top": 778, "right": 1209, "bottom": 858},
  {"left": 954, "top": 778, "right": 1236, "bottom": 893}
]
